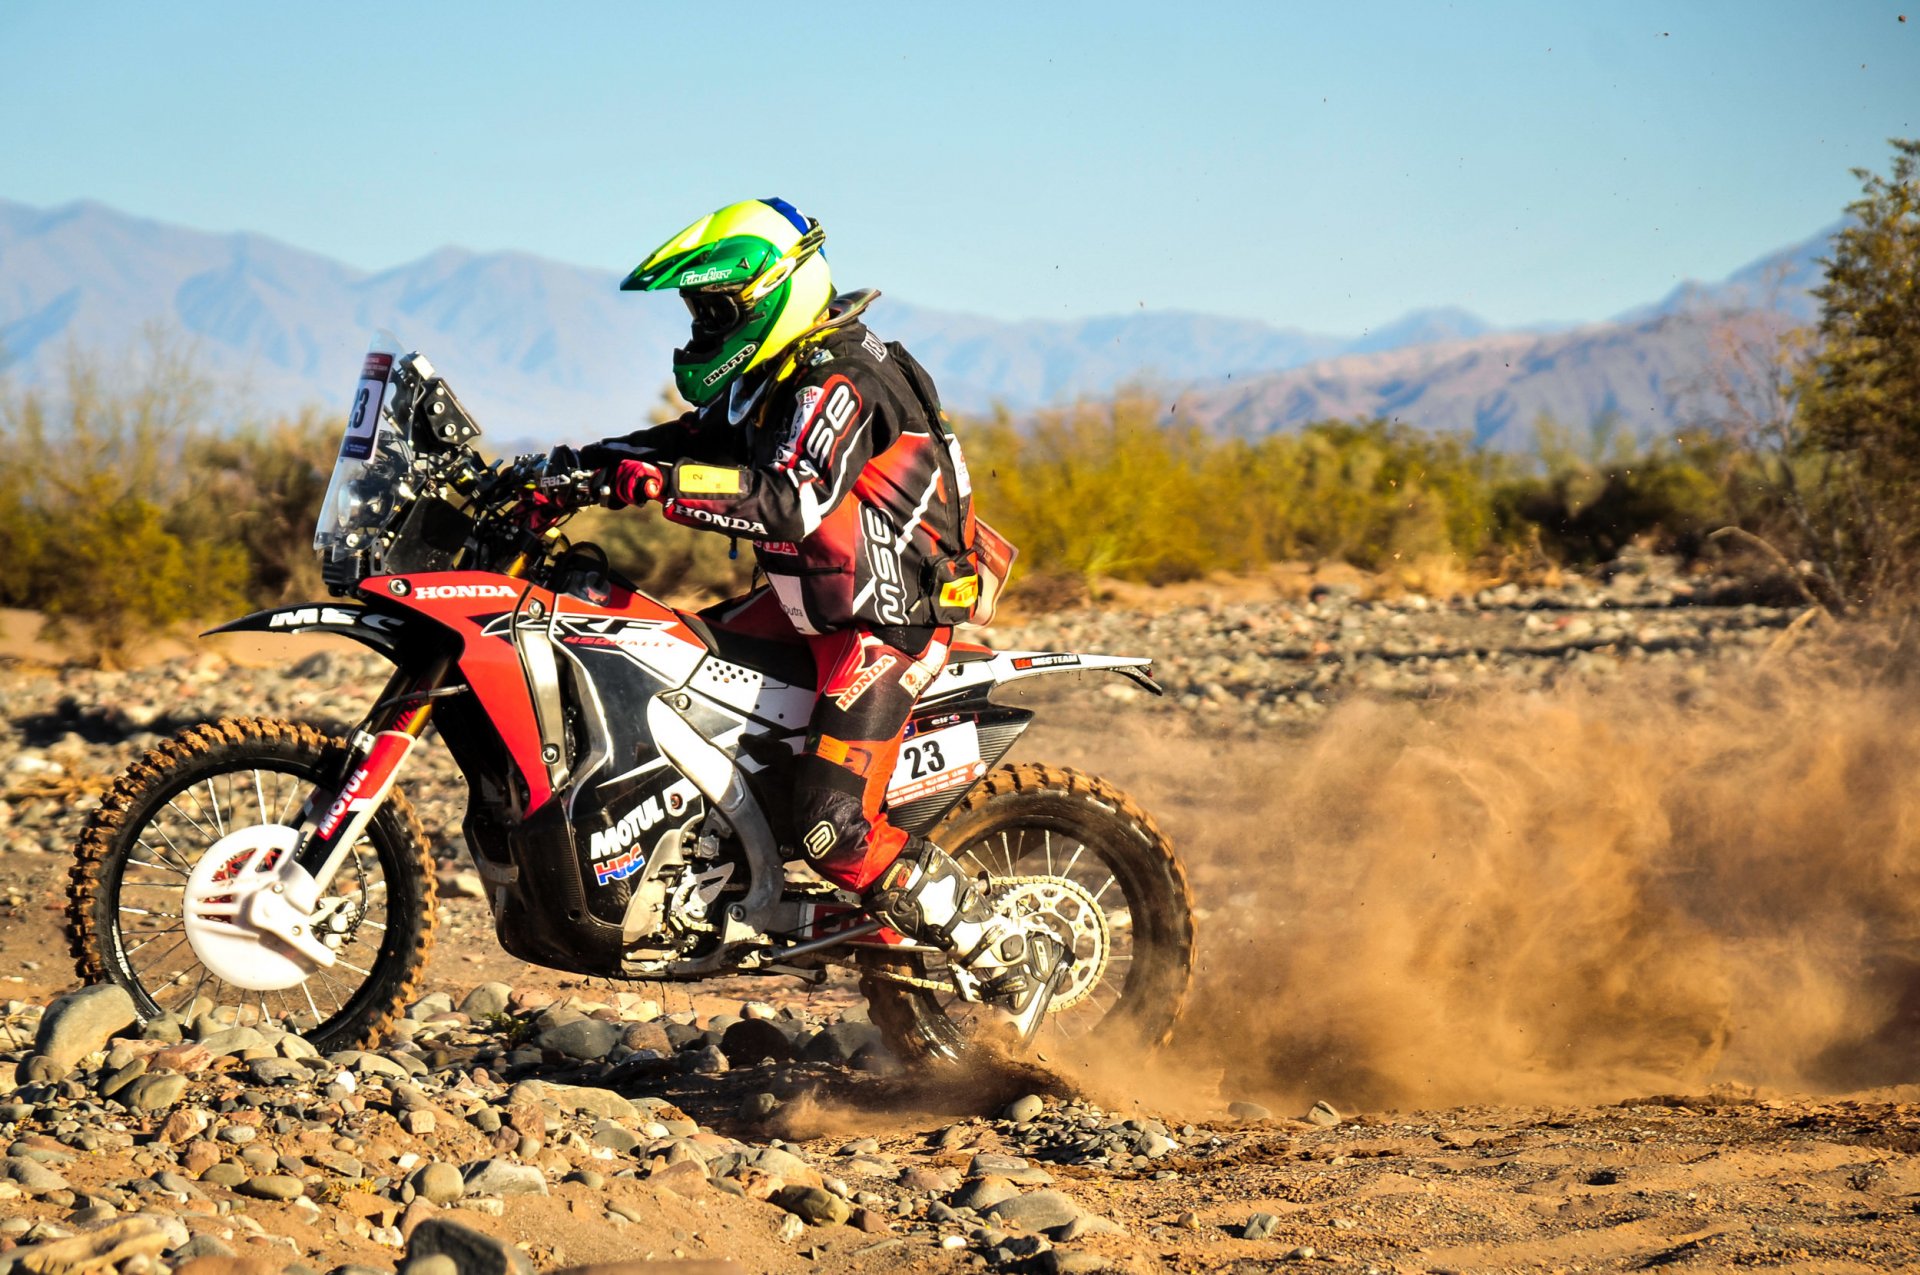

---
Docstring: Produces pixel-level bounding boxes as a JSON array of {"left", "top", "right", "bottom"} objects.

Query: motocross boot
[{"left": 866, "top": 836, "right": 1069, "bottom": 1043}]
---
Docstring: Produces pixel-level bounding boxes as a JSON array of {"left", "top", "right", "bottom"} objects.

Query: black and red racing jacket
[{"left": 584, "top": 317, "right": 975, "bottom": 637}]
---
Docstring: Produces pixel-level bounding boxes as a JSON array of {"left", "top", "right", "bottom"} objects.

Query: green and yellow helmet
[{"left": 623, "top": 197, "right": 832, "bottom": 406}]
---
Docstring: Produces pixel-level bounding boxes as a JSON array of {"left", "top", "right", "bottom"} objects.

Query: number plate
[
  {"left": 888, "top": 720, "right": 985, "bottom": 805},
  {"left": 340, "top": 350, "right": 394, "bottom": 461}
]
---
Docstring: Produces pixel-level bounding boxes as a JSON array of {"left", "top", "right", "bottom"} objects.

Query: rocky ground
[{"left": 2, "top": 562, "right": 1918, "bottom": 1274}]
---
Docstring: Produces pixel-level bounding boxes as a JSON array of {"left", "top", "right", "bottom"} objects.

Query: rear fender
[
  {"left": 921, "top": 649, "right": 1163, "bottom": 702},
  {"left": 203, "top": 602, "right": 422, "bottom": 663}
]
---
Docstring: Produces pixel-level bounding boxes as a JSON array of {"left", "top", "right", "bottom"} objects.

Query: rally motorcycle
[{"left": 65, "top": 335, "right": 1194, "bottom": 1063}]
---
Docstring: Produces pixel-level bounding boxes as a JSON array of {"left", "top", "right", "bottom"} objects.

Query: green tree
[{"left": 1795, "top": 137, "right": 1920, "bottom": 604}]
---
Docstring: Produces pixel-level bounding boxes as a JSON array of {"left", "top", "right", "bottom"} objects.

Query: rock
[
  {"left": 171, "top": 1236, "right": 239, "bottom": 1261},
  {"left": 31, "top": 985, "right": 136, "bottom": 1069},
  {"left": 406, "top": 1216, "right": 534, "bottom": 1275},
  {"left": 899, "top": 1165, "right": 960, "bottom": 1193},
  {"left": 411, "top": 1162, "right": 465, "bottom": 1205},
  {"left": 149, "top": 1042, "right": 213, "bottom": 1074},
  {"left": 19, "top": 1054, "right": 65, "bottom": 1084},
  {"left": 247, "top": 1058, "right": 306, "bottom": 1085},
  {"left": 718, "top": 1019, "right": 792, "bottom": 1066},
  {"left": 774, "top": 1184, "right": 852, "bottom": 1226},
  {"left": 1134, "top": 1131, "right": 1177, "bottom": 1159},
  {"left": 121, "top": 1073, "right": 188, "bottom": 1112},
  {"left": 197, "top": 1026, "right": 265, "bottom": 1057},
  {"left": 738, "top": 1092, "right": 779, "bottom": 1123},
  {"left": 458, "top": 984, "right": 513, "bottom": 1020},
  {"left": 1285, "top": 1246, "right": 1317, "bottom": 1261},
  {"left": 620, "top": 1021, "right": 673, "bottom": 1054},
  {"left": 200, "top": 1163, "right": 247, "bottom": 1188},
  {"left": 591, "top": 1121, "right": 641, "bottom": 1153},
  {"left": 329, "top": 1050, "right": 409, "bottom": 1078},
  {"left": 1306, "top": 1101, "right": 1341, "bottom": 1127},
  {"left": 850, "top": 1207, "right": 891, "bottom": 1234},
  {"left": 798, "top": 1020, "right": 881, "bottom": 1064},
  {"left": 984, "top": 1190, "right": 1085, "bottom": 1232},
  {"left": 157, "top": 1108, "right": 210, "bottom": 1145},
  {"left": 1041, "top": 1252, "right": 1116, "bottom": 1275},
  {"left": 236, "top": 1174, "right": 303, "bottom": 1201},
  {"left": 504, "top": 1079, "right": 637, "bottom": 1123},
  {"left": 682, "top": 1044, "right": 729, "bottom": 1074},
  {"left": 1227, "top": 1101, "right": 1271, "bottom": 1121},
  {"left": 462, "top": 1159, "right": 548, "bottom": 1197},
  {"left": 968, "top": 1152, "right": 1052, "bottom": 1185},
  {"left": 1243, "top": 1212, "right": 1280, "bottom": 1241},
  {"left": 951, "top": 1176, "right": 1020, "bottom": 1211},
  {"left": 1003, "top": 1094, "right": 1045, "bottom": 1123},
  {"left": 534, "top": 1019, "right": 622, "bottom": 1060},
  {"left": 175, "top": 1258, "right": 282, "bottom": 1275},
  {"left": 2, "top": 1156, "right": 71, "bottom": 1194},
  {"left": 407, "top": 992, "right": 455, "bottom": 1020},
  {"left": 10, "top": 1217, "right": 175, "bottom": 1275},
  {"left": 775, "top": 1213, "right": 806, "bottom": 1244},
  {"left": 400, "top": 1257, "right": 460, "bottom": 1275}
]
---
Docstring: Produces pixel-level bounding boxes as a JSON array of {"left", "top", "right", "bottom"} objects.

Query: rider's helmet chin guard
[{"left": 623, "top": 197, "right": 832, "bottom": 406}]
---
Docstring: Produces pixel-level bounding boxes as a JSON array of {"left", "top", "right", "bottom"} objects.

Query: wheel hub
[
  {"left": 993, "top": 875, "right": 1110, "bottom": 1011},
  {"left": 181, "top": 825, "right": 327, "bottom": 991}
]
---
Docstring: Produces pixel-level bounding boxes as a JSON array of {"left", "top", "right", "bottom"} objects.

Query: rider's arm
[
  {"left": 581, "top": 408, "right": 731, "bottom": 469},
  {"left": 656, "top": 370, "right": 879, "bottom": 541}
]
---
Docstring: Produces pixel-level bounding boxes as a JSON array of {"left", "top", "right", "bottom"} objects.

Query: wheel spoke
[{"left": 204, "top": 780, "right": 226, "bottom": 838}]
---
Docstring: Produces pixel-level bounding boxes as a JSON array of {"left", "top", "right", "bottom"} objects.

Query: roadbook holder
[{"left": 886, "top": 341, "right": 1017, "bottom": 626}]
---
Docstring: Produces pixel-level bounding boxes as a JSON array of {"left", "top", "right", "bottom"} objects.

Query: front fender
[{"left": 203, "top": 602, "right": 415, "bottom": 662}]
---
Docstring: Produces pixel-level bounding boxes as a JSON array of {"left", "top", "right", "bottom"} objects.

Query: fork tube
[{"left": 291, "top": 552, "right": 533, "bottom": 888}]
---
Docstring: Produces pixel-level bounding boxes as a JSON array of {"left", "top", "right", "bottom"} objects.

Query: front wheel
[
  {"left": 860, "top": 764, "right": 1194, "bottom": 1065},
  {"left": 67, "top": 717, "right": 436, "bottom": 1051}
]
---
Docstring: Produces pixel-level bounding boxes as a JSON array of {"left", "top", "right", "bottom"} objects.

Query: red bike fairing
[
  {"left": 702, "top": 588, "right": 950, "bottom": 891},
  {"left": 362, "top": 571, "right": 704, "bottom": 813}
]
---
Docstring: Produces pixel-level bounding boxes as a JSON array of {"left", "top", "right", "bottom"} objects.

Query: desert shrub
[
  {"left": 1494, "top": 415, "right": 1734, "bottom": 565},
  {"left": 965, "top": 399, "right": 1511, "bottom": 588},
  {"left": 0, "top": 340, "right": 249, "bottom": 664},
  {"left": 174, "top": 410, "right": 338, "bottom": 603}
]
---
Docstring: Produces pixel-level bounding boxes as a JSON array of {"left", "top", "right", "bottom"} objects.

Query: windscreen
[{"left": 313, "top": 331, "right": 410, "bottom": 558}]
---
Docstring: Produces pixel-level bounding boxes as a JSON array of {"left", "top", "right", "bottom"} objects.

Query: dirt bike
[{"left": 64, "top": 334, "right": 1194, "bottom": 1064}]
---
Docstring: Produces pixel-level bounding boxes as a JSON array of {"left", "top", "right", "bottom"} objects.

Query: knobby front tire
[{"left": 67, "top": 717, "right": 436, "bottom": 1052}]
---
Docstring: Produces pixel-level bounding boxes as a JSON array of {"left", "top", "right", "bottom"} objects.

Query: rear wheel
[
  {"left": 860, "top": 763, "right": 1193, "bottom": 1065},
  {"left": 67, "top": 717, "right": 435, "bottom": 1051}
]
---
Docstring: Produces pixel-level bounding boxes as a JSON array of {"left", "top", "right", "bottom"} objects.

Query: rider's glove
[
  {"left": 521, "top": 446, "right": 597, "bottom": 531},
  {"left": 601, "top": 459, "right": 666, "bottom": 510}
]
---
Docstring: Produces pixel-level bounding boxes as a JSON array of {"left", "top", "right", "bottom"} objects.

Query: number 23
[{"left": 903, "top": 739, "right": 946, "bottom": 779}]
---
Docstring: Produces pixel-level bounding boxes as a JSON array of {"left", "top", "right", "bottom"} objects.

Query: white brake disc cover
[{"left": 181, "top": 824, "right": 317, "bottom": 991}]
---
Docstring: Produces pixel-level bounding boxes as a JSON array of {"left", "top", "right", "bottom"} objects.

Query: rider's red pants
[{"left": 702, "top": 589, "right": 950, "bottom": 892}]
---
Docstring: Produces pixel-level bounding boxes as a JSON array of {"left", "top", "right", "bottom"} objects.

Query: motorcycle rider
[{"left": 535, "top": 198, "right": 1066, "bottom": 1037}]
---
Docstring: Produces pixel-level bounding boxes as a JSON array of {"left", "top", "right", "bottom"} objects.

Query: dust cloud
[{"left": 1022, "top": 663, "right": 1920, "bottom": 1112}]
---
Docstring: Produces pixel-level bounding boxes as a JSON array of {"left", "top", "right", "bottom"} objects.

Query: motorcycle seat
[{"left": 678, "top": 612, "right": 819, "bottom": 689}]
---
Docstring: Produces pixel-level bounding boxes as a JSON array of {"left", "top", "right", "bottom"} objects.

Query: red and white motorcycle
[{"left": 65, "top": 336, "right": 1194, "bottom": 1062}]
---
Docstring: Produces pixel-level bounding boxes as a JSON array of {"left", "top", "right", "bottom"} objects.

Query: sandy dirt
[{"left": 4, "top": 600, "right": 1920, "bottom": 1272}]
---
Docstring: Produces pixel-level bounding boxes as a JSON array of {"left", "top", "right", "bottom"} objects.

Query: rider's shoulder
[{"left": 782, "top": 321, "right": 895, "bottom": 391}]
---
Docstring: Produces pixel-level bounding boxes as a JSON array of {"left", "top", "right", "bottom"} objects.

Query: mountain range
[{"left": 0, "top": 196, "right": 1836, "bottom": 448}]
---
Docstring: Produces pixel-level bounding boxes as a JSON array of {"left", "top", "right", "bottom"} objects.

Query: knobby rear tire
[
  {"left": 861, "top": 762, "right": 1195, "bottom": 1067},
  {"left": 67, "top": 717, "right": 436, "bottom": 1052}
]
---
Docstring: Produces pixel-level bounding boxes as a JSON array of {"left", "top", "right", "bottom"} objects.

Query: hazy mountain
[
  {"left": 1172, "top": 313, "right": 1742, "bottom": 450},
  {"left": 1172, "top": 223, "right": 1841, "bottom": 447},
  {"left": 0, "top": 197, "right": 1835, "bottom": 447},
  {"left": 0, "top": 197, "right": 1362, "bottom": 436}
]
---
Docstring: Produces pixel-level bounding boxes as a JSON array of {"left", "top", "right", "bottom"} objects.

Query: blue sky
[{"left": 1, "top": 1, "right": 1914, "bottom": 333}]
